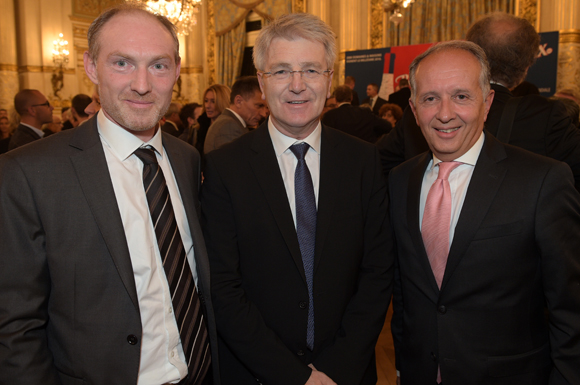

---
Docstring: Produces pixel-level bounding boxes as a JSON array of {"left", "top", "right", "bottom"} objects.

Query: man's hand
[{"left": 305, "top": 364, "right": 336, "bottom": 385}]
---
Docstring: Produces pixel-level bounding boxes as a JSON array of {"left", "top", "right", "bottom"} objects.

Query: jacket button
[
  {"left": 438, "top": 305, "right": 447, "bottom": 314},
  {"left": 431, "top": 352, "right": 437, "bottom": 361},
  {"left": 299, "top": 301, "right": 307, "bottom": 309},
  {"left": 297, "top": 350, "right": 305, "bottom": 356},
  {"left": 127, "top": 334, "right": 139, "bottom": 345}
]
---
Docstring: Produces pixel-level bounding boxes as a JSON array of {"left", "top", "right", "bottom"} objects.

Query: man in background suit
[
  {"left": 390, "top": 40, "right": 580, "bottom": 384},
  {"left": 161, "top": 102, "right": 184, "bottom": 137},
  {"left": 377, "top": 12, "right": 580, "bottom": 191},
  {"left": 204, "top": 76, "right": 266, "bottom": 154},
  {"left": 0, "top": 4, "right": 219, "bottom": 384},
  {"left": 344, "top": 75, "right": 360, "bottom": 106},
  {"left": 8, "top": 89, "right": 53, "bottom": 151},
  {"left": 387, "top": 78, "right": 410, "bottom": 112},
  {"left": 202, "top": 13, "right": 393, "bottom": 385},
  {"left": 361, "top": 83, "right": 387, "bottom": 115},
  {"left": 322, "top": 85, "right": 391, "bottom": 143}
]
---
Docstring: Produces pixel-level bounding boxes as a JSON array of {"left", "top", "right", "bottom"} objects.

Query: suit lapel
[
  {"left": 68, "top": 117, "right": 139, "bottom": 310},
  {"left": 313, "top": 126, "right": 342, "bottom": 272},
  {"left": 408, "top": 153, "right": 442, "bottom": 298},
  {"left": 440, "top": 133, "right": 507, "bottom": 291},
  {"left": 249, "top": 126, "right": 307, "bottom": 283}
]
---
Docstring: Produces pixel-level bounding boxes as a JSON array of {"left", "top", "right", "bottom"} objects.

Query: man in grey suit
[
  {"left": 8, "top": 89, "right": 54, "bottom": 151},
  {"left": 204, "top": 76, "right": 266, "bottom": 154},
  {"left": 0, "top": 4, "right": 219, "bottom": 385}
]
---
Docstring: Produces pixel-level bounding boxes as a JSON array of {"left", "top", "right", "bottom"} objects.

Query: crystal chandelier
[
  {"left": 383, "top": 0, "right": 415, "bottom": 25},
  {"left": 133, "top": 0, "right": 202, "bottom": 36}
]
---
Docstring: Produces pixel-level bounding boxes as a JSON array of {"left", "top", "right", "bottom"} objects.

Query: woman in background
[
  {"left": 379, "top": 103, "right": 403, "bottom": 127},
  {"left": 196, "top": 84, "right": 231, "bottom": 159},
  {"left": 0, "top": 116, "right": 13, "bottom": 154}
]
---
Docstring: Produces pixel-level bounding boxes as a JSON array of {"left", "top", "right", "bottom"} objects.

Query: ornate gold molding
[
  {"left": 516, "top": 0, "right": 538, "bottom": 30},
  {"left": 560, "top": 29, "right": 580, "bottom": 44},
  {"left": 208, "top": 0, "right": 216, "bottom": 85},
  {"left": 370, "top": 0, "right": 384, "bottom": 48},
  {"left": 181, "top": 66, "right": 204, "bottom": 74},
  {"left": 18, "top": 65, "right": 76, "bottom": 75},
  {"left": 293, "top": 0, "right": 306, "bottom": 13},
  {"left": 0, "top": 64, "right": 18, "bottom": 72}
]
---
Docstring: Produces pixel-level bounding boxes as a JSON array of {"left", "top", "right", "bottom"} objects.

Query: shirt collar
[
  {"left": 20, "top": 122, "right": 45, "bottom": 138},
  {"left": 430, "top": 131, "right": 485, "bottom": 169},
  {"left": 267, "top": 118, "right": 322, "bottom": 157},
  {"left": 226, "top": 108, "right": 246, "bottom": 128},
  {"left": 97, "top": 110, "right": 164, "bottom": 161}
]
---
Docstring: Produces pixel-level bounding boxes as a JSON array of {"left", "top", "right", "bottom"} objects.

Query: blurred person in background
[
  {"left": 178, "top": 102, "right": 203, "bottom": 146},
  {"left": 84, "top": 90, "right": 101, "bottom": 119},
  {"left": 9, "top": 89, "right": 53, "bottom": 151},
  {"left": 0, "top": 116, "right": 12, "bottom": 154},
  {"left": 196, "top": 84, "right": 231, "bottom": 159},
  {"left": 379, "top": 103, "right": 403, "bottom": 127}
]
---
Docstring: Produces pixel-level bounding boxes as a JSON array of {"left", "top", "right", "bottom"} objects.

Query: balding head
[{"left": 466, "top": 12, "right": 539, "bottom": 89}]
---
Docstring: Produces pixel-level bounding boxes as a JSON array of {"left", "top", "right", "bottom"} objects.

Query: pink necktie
[{"left": 422, "top": 161, "right": 461, "bottom": 289}]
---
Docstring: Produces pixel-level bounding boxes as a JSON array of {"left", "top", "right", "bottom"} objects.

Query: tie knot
[
  {"left": 290, "top": 142, "right": 310, "bottom": 161},
  {"left": 437, "top": 161, "right": 461, "bottom": 180},
  {"left": 134, "top": 147, "right": 158, "bottom": 165}
]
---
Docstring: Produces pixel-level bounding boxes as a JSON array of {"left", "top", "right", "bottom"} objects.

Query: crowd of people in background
[{"left": 1, "top": 6, "right": 580, "bottom": 385}]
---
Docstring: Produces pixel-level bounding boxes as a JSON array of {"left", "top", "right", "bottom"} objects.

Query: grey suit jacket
[
  {"left": 0, "top": 116, "right": 220, "bottom": 385},
  {"left": 8, "top": 123, "right": 42, "bottom": 151},
  {"left": 389, "top": 132, "right": 580, "bottom": 384},
  {"left": 204, "top": 109, "right": 248, "bottom": 154}
]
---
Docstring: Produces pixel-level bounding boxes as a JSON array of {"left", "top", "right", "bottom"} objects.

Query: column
[
  {"left": 538, "top": 0, "right": 580, "bottom": 98},
  {"left": 0, "top": 0, "right": 19, "bottom": 112}
]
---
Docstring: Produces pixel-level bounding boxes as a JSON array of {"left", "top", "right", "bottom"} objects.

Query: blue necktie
[{"left": 290, "top": 142, "right": 316, "bottom": 351}]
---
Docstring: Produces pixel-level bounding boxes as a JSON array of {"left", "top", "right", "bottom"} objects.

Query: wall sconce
[{"left": 51, "top": 33, "right": 69, "bottom": 98}]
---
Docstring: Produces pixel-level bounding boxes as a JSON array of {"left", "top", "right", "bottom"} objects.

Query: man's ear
[
  {"left": 83, "top": 51, "right": 99, "bottom": 85},
  {"left": 409, "top": 98, "right": 420, "bottom": 126},
  {"left": 257, "top": 73, "right": 266, "bottom": 100}
]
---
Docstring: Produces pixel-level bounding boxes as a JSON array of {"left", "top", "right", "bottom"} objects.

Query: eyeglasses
[
  {"left": 260, "top": 69, "right": 333, "bottom": 82},
  {"left": 31, "top": 101, "right": 51, "bottom": 108}
]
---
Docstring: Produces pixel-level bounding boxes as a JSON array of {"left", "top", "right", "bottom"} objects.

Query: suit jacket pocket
[
  {"left": 486, "top": 343, "right": 550, "bottom": 377},
  {"left": 472, "top": 220, "right": 522, "bottom": 241}
]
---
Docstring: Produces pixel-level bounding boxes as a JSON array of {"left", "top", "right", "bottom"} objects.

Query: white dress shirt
[
  {"left": 267, "top": 119, "right": 321, "bottom": 226},
  {"left": 419, "top": 132, "right": 485, "bottom": 246},
  {"left": 97, "top": 111, "right": 197, "bottom": 384}
]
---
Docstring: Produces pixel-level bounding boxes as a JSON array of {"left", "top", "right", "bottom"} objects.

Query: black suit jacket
[
  {"left": 8, "top": 123, "right": 42, "bottom": 151},
  {"left": 322, "top": 103, "right": 391, "bottom": 143},
  {"left": 351, "top": 90, "right": 360, "bottom": 106},
  {"left": 389, "top": 133, "right": 580, "bottom": 384},
  {"left": 362, "top": 96, "right": 388, "bottom": 115},
  {"left": 0, "top": 116, "right": 220, "bottom": 385},
  {"left": 377, "top": 84, "right": 580, "bottom": 191},
  {"left": 161, "top": 120, "right": 182, "bottom": 137},
  {"left": 201, "top": 121, "right": 393, "bottom": 385},
  {"left": 387, "top": 87, "right": 411, "bottom": 111}
]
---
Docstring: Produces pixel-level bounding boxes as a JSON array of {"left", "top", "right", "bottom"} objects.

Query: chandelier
[
  {"left": 133, "top": 0, "right": 202, "bottom": 36},
  {"left": 383, "top": 0, "right": 415, "bottom": 25}
]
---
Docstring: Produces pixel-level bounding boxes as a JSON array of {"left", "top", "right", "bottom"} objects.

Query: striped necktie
[{"left": 134, "top": 147, "right": 210, "bottom": 385}]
